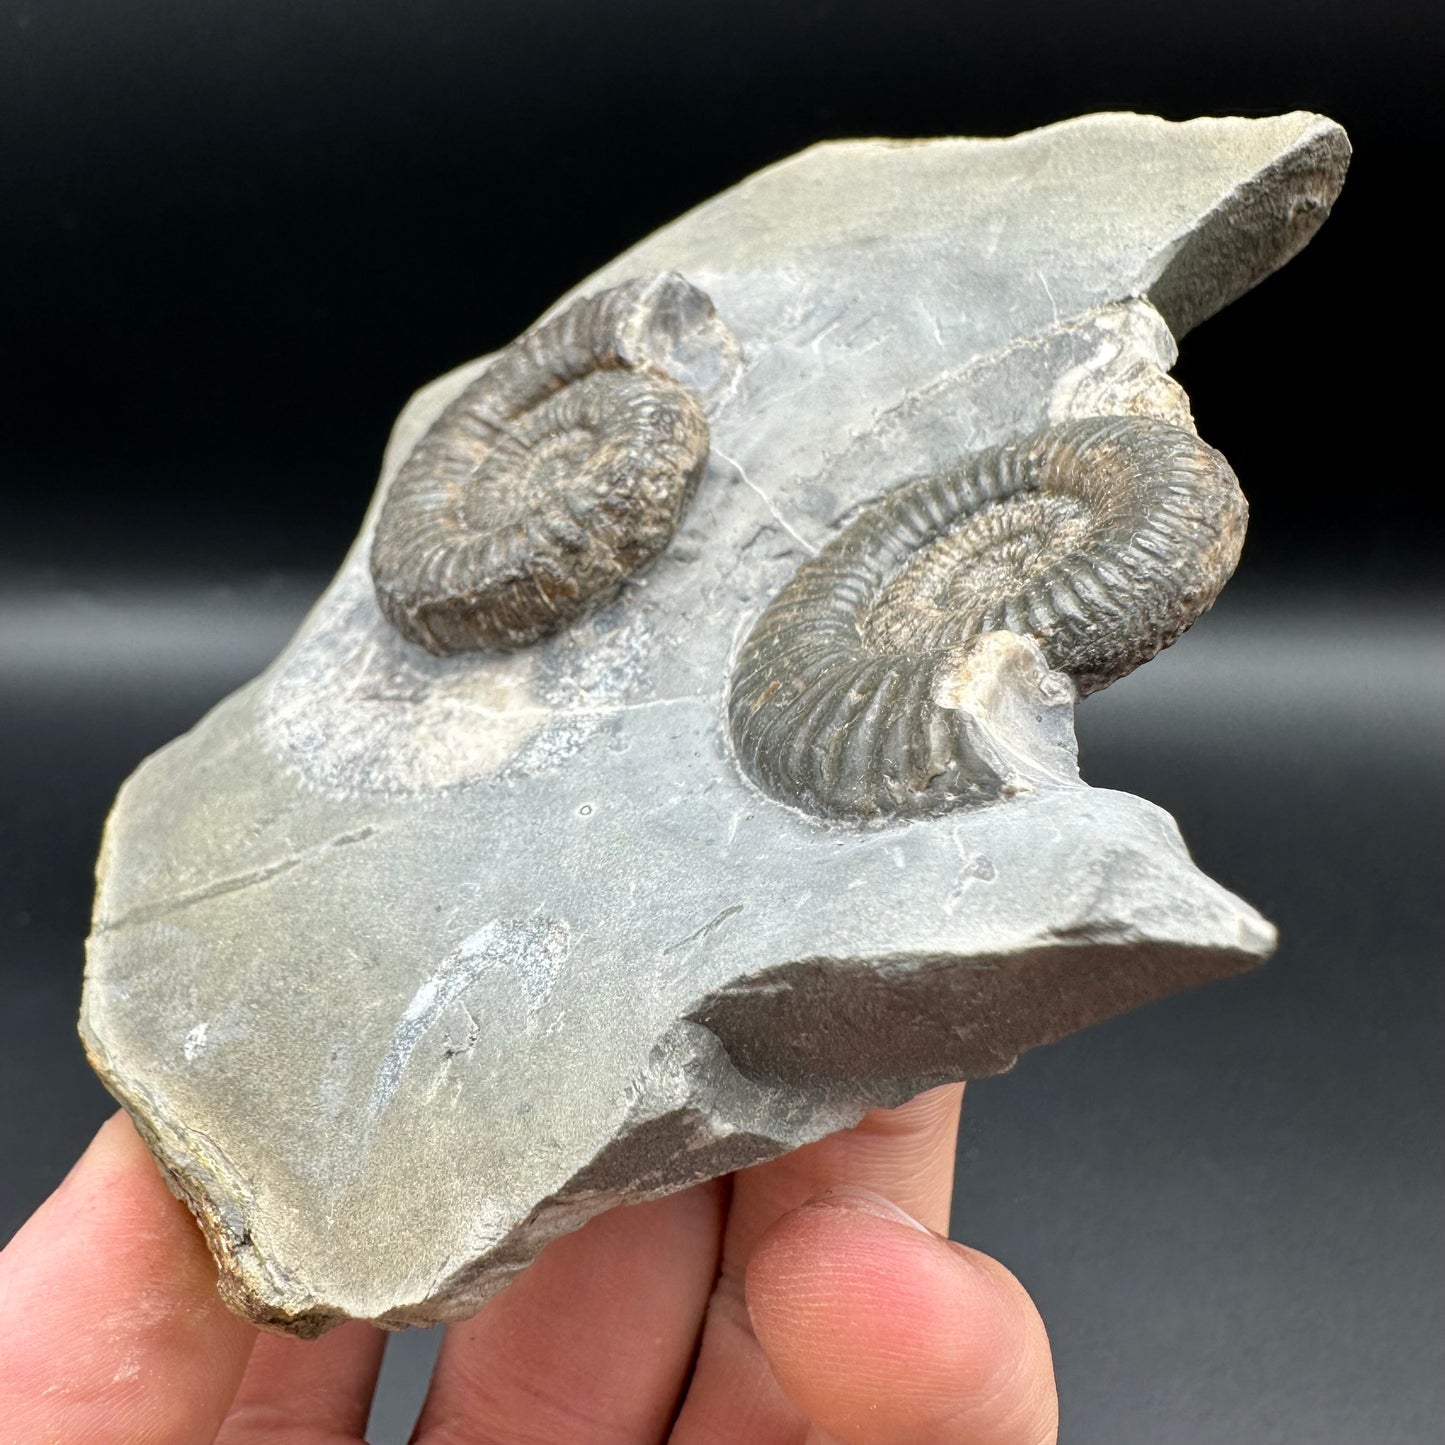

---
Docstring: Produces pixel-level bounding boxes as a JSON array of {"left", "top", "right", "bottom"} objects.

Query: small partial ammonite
[
  {"left": 728, "top": 416, "right": 1247, "bottom": 821},
  {"left": 371, "top": 273, "right": 723, "bottom": 655}
]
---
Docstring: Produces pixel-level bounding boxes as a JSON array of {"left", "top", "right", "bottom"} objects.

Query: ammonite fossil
[
  {"left": 728, "top": 415, "right": 1247, "bottom": 821},
  {"left": 371, "top": 273, "right": 721, "bottom": 655}
]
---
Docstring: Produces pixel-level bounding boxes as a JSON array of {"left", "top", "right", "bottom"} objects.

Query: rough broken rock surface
[{"left": 81, "top": 112, "right": 1347, "bottom": 1335}]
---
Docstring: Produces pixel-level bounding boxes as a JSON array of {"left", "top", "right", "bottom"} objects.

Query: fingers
[
  {"left": 0, "top": 1111, "right": 257, "bottom": 1444},
  {"left": 668, "top": 1085, "right": 966, "bottom": 1443},
  {"left": 214, "top": 1320, "right": 386, "bottom": 1444},
  {"left": 724, "top": 1083, "right": 965, "bottom": 1264},
  {"left": 412, "top": 1180, "right": 725, "bottom": 1445},
  {"left": 746, "top": 1192, "right": 1058, "bottom": 1445}
]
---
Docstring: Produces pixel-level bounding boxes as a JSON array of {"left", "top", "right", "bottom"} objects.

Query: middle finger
[{"left": 412, "top": 1178, "right": 726, "bottom": 1445}]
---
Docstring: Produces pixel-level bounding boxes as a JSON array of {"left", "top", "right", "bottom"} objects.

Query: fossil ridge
[
  {"left": 81, "top": 112, "right": 1347, "bottom": 1333},
  {"left": 370, "top": 274, "right": 732, "bottom": 655},
  {"left": 727, "top": 415, "right": 1247, "bottom": 819}
]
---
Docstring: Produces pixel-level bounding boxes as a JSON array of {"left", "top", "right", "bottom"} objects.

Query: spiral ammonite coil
[
  {"left": 728, "top": 415, "right": 1247, "bottom": 821},
  {"left": 371, "top": 274, "right": 720, "bottom": 655}
]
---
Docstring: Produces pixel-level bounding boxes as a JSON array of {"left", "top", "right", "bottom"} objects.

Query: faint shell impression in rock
[
  {"left": 371, "top": 273, "right": 727, "bottom": 654},
  {"left": 728, "top": 415, "right": 1247, "bottom": 820}
]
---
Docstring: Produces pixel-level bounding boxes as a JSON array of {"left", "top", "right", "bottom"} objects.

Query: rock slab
[{"left": 81, "top": 112, "right": 1347, "bottom": 1334}]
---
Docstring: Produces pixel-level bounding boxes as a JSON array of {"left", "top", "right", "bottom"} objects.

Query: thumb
[{"left": 744, "top": 1188, "right": 1058, "bottom": 1445}]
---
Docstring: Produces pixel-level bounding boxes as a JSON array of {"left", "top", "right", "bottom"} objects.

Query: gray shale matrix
[{"left": 81, "top": 112, "right": 1349, "bottom": 1334}]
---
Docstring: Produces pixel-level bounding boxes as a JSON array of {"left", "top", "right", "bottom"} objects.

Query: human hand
[{"left": 0, "top": 1088, "right": 1057, "bottom": 1443}]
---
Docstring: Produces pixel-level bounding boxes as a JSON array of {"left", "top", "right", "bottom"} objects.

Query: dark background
[{"left": 1, "top": 3, "right": 1440, "bottom": 1442}]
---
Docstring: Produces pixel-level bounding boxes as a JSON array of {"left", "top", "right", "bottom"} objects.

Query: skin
[{"left": 0, "top": 1089, "right": 1058, "bottom": 1444}]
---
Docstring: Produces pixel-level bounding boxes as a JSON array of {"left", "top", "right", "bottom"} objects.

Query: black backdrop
[
  {"left": 2, "top": 0, "right": 1441, "bottom": 581},
  {"left": 2, "top": 4, "right": 1441, "bottom": 1443}
]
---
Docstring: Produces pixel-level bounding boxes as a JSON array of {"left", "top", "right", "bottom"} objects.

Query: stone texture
[{"left": 80, "top": 111, "right": 1347, "bottom": 1334}]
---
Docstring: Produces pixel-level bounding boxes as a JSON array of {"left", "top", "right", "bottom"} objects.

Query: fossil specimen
[
  {"left": 729, "top": 416, "right": 1246, "bottom": 820},
  {"left": 80, "top": 114, "right": 1347, "bottom": 1334},
  {"left": 371, "top": 273, "right": 721, "bottom": 654}
]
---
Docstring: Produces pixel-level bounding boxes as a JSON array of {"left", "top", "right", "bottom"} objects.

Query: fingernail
[{"left": 806, "top": 1186, "right": 936, "bottom": 1236}]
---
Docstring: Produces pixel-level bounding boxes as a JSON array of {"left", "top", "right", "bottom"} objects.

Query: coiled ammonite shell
[
  {"left": 371, "top": 274, "right": 720, "bottom": 654},
  {"left": 728, "top": 415, "right": 1247, "bottom": 821}
]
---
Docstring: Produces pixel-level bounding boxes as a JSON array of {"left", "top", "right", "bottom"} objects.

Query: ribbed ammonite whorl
[
  {"left": 371, "top": 274, "right": 720, "bottom": 654},
  {"left": 728, "top": 415, "right": 1247, "bottom": 821}
]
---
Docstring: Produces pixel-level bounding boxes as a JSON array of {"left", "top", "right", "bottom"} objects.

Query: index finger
[{"left": 0, "top": 1111, "right": 256, "bottom": 1443}]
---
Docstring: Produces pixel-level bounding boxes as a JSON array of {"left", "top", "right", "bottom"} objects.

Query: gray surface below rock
[{"left": 80, "top": 111, "right": 1347, "bottom": 1333}]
